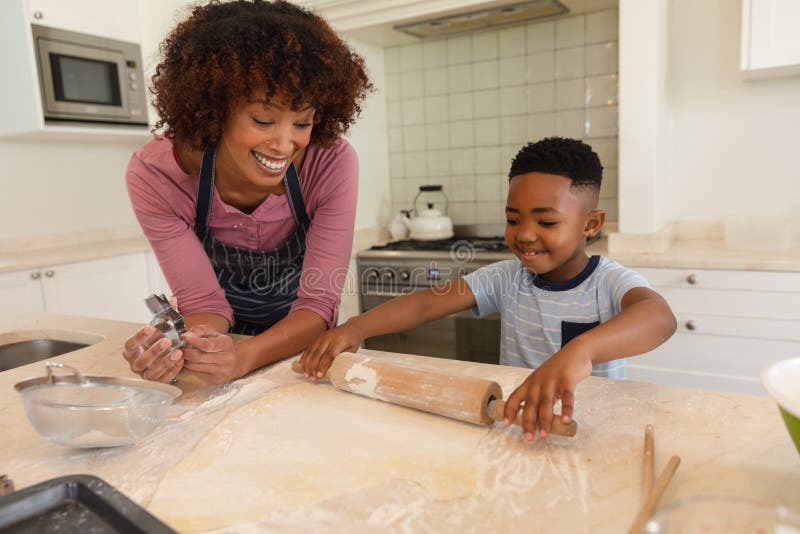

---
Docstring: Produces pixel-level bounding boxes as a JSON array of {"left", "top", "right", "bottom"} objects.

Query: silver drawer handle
[
  {"left": 30, "top": 271, "right": 41, "bottom": 280},
  {"left": 685, "top": 320, "right": 696, "bottom": 331},
  {"left": 33, "top": 10, "right": 43, "bottom": 19},
  {"left": 686, "top": 274, "right": 698, "bottom": 285},
  {"left": 44, "top": 270, "right": 55, "bottom": 278}
]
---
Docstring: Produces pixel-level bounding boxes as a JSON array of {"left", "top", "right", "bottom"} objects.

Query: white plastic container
[{"left": 723, "top": 218, "right": 794, "bottom": 252}]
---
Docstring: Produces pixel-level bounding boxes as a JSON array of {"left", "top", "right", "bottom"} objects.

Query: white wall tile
[
  {"left": 386, "top": 74, "right": 401, "bottom": 101},
  {"left": 473, "top": 31, "right": 498, "bottom": 61},
  {"left": 587, "top": 9, "right": 618, "bottom": 44},
  {"left": 499, "top": 86, "right": 527, "bottom": 117},
  {"left": 402, "top": 98, "right": 425, "bottom": 125},
  {"left": 447, "top": 35, "right": 472, "bottom": 64},
  {"left": 475, "top": 146, "right": 502, "bottom": 174},
  {"left": 390, "top": 178, "right": 406, "bottom": 204},
  {"left": 476, "top": 201, "right": 502, "bottom": 224},
  {"left": 527, "top": 51, "right": 555, "bottom": 83},
  {"left": 499, "top": 26, "right": 526, "bottom": 57},
  {"left": 555, "top": 110, "right": 584, "bottom": 138},
  {"left": 474, "top": 118, "right": 500, "bottom": 146},
  {"left": 450, "top": 119, "right": 475, "bottom": 147},
  {"left": 586, "top": 74, "right": 618, "bottom": 107},
  {"left": 500, "top": 175, "right": 510, "bottom": 200},
  {"left": 451, "top": 202, "right": 477, "bottom": 224},
  {"left": 584, "top": 106, "right": 618, "bottom": 138},
  {"left": 400, "top": 43, "right": 423, "bottom": 72},
  {"left": 601, "top": 167, "right": 618, "bottom": 198},
  {"left": 448, "top": 92, "right": 474, "bottom": 121},
  {"left": 586, "top": 42, "right": 618, "bottom": 76},
  {"left": 475, "top": 174, "right": 503, "bottom": 201},
  {"left": 387, "top": 101, "right": 403, "bottom": 126},
  {"left": 473, "top": 89, "right": 499, "bottom": 118},
  {"left": 451, "top": 176, "right": 477, "bottom": 202},
  {"left": 472, "top": 60, "right": 499, "bottom": 90},
  {"left": 403, "top": 125, "right": 427, "bottom": 152},
  {"left": 500, "top": 56, "right": 526, "bottom": 87},
  {"left": 527, "top": 112, "right": 556, "bottom": 141},
  {"left": 385, "top": 47, "right": 400, "bottom": 75},
  {"left": 404, "top": 152, "right": 427, "bottom": 178},
  {"left": 556, "top": 47, "right": 585, "bottom": 80},
  {"left": 424, "top": 95, "right": 449, "bottom": 124},
  {"left": 405, "top": 177, "right": 427, "bottom": 202},
  {"left": 501, "top": 144, "right": 518, "bottom": 173},
  {"left": 556, "top": 16, "right": 585, "bottom": 49},
  {"left": 423, "top": 40, "right": 447, "bottom": 68},
  {"left": 425, "top": 123, "right": 450, "bottom": 150},
  {"left": 526, "top": 82, "right": 555, "bottom": 113},
  {"left": 500, "top": 115, "right": 528, "bottom": 145},
  {"left": 389, "top": 153, "right": 404, "bottom": 178},
  {"left": 527, "top": 20, "right": 554, "bottom": 53},
  {"left": 424, "top": 68, "right": 448, "bottom": 96},
  {"left": 588, "top": 137, "right": 618, "bottom": 167},
  {"left": 598, "top": 197, "right": 618, "bottom": 221},
  {"left": 447, "top": 64, "right": 473, "bottom": 92},
  {"left": 451, "top": 148, "right": 476, "bottom": 175},
  {"left": 388, "top": 126, "right": 403, "bottom": 153},
  {"left": 400, "top": 71, "right": 423, "bottom": 99},
  {"left": 426, "top": 149, "right": 451, "bottom": 177},
  {"left": 556, "top": 78, "right": 585, "bottom": 110}
]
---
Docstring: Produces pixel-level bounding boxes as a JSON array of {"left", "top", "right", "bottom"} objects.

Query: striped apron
[{"left": 194, "top": 145, "right": 310, "bottom": 336}]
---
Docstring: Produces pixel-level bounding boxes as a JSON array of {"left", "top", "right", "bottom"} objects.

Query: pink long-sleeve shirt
[{"left": 126, "top": 137, "right": 358, "bottom": 328}]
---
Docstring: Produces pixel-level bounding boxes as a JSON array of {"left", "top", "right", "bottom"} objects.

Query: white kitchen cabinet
[
  {"left": 0, "top": 253, "right": 151, "bottom": 324},
  {"left": 0, "top": 269, "right": 46, "bottom": 317},
  {"left": 741, "top": 0, "right": 800, "bottom": 78},
  {"left": 627, "top": 267, "right": 800, "bottom": 395},
  {"left": 145, "top": 250, "right": 170, "bottom": 297},
  {"left": 24, "top": 0, "right": 144, "bottom": 43}
]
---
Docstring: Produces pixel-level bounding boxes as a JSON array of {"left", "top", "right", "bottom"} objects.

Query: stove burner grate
[{"left": 370, "top": 237, "right": 509, "bottom": 253}]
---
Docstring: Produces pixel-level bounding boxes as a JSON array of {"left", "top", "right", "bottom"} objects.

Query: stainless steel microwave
[{"left": 31, "top": 25, "right": 148, "bottom": 126}]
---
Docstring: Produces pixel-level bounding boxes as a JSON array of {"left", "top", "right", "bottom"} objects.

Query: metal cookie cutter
[{"left": 144, "top": 294, "right": 186, "bottom": 349}]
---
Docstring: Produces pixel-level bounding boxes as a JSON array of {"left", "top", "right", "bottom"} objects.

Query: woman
[{"left": 123, "top": 0, "right": 372, "bottom": 385}]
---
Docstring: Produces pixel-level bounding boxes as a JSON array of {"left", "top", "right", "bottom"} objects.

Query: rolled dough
[{"left": 148, "top": 382, "right": 489, "bottom": 532}]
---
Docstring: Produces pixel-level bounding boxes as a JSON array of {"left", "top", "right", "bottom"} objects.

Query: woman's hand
[
  {"left": 122, "top": 324, "right": 184, "bottom": 383},
  {"left": 180, "top": 325, "right": 240, "bottom": 385},
  {"left": 503, "top": 342, "right": 593, "bottom": 441},
  {"left": 298, "top": 322, "right": 364, "bottom": 381}
]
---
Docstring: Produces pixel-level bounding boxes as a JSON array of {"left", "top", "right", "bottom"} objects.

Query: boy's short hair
[{"left": 508, "top": 137, "right": 603, "bottom": 191}]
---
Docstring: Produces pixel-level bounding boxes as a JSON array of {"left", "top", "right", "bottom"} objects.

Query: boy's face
[{"left": 504, "top": 172, "right": 605, "bottom": 282}]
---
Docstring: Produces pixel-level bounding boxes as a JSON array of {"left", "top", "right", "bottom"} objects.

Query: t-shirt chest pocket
[{"left": 560, "top": 320, "right": 600, "bottom": 348}]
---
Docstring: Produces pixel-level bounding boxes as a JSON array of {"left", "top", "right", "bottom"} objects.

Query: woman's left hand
[{"left": 180, "top": 325, "right": 240, "bottom": 385}]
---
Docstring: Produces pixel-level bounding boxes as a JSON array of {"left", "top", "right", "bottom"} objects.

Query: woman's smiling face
[
  {"left": 504, "top": 172, "right": 604, "bottom": 282},
  {"left": 217, "top": 96, "right": 316, "bottom": 191}
]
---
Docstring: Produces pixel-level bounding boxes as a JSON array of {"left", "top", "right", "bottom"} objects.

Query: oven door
[
  {"left": 35, "top": 37, "right": 130, "bottom": 121},
  {"left": 360, "top": 290, "right": 500, "bottom": 365}
]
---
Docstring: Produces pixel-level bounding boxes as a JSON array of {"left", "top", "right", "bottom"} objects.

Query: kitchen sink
[{"left": 0, "top": 339, "right": 90, "bottom": 372}]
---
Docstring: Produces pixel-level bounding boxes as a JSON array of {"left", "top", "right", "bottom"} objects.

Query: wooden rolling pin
[{"left": 292, "top": 352, "right": 577, "bottom": 437}]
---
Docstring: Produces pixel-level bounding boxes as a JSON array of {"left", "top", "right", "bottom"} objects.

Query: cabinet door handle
[
  {"left": 30, "top": 272, "right": 41, "bottom": 280},
  {"left": 33, "top": 10, "right": 43, "bottom": 19},
  {"left": 44, "top": 270, "right": 55, "bottom": 278},
  {"left": 686, "top": 274, "right": 698, "bottom": 285},
  {"left": 685, "top": 320, "right": 696, "bottom": 331}
]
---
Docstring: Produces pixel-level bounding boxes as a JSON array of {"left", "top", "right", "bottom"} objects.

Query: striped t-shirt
[{"left": 464, "top": 255, "right": 650, "bottom": 378}]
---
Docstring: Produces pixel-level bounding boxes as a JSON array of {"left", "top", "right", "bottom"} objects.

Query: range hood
[{"left": 393, "top": 0, "right": 568, "bottom": 39}]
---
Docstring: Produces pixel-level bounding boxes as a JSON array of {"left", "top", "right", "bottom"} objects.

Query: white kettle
[{"left": 405, "top": 185, "right": 454, "bottom": 241}]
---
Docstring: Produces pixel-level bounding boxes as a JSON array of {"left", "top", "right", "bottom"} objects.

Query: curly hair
[
  {"left": 151, "top": 0, "right": 373, "bottom": 149},
  {"left": 508, "top": 137, "right": 603, "bottom": 191}
]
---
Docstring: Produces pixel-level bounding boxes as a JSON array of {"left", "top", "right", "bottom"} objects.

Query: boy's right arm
[{"left": 299, "top": 278, "right": 478, "bottom": 379}]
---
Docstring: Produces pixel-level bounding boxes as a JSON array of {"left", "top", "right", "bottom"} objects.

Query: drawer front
[
  {"left": 658, "top": 287, "right": 800, "bottom": 320},
  {"left": 629, "top": 332, "right": 800, "bottom": 381},
  {"left": 673, "top": 313, "right": 800, "bottom": 342},
  {"left": 625, "top": 367, "right": 763, "bottom": 396},
  {"left": 637, "top": 267, "right": 800, "bottom": 293}
]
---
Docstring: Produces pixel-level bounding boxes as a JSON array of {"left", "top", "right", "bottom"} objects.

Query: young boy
[{"left": 299, "top": 137, "right": 676, "bottom": 441}]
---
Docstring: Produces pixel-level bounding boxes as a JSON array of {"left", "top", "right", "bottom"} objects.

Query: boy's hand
[
  {"left": 504, "top": 343, "right": 593, "bottom": 441},
  {"left": 299, "top": 323, "right": 364, "bottom": 382}
]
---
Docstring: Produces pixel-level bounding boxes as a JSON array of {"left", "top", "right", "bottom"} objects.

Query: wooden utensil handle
[{"left": 489, "top": 399, "right": 578, "bottom": 437}]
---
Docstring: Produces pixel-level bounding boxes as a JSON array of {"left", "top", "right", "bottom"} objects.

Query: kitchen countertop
[{"left": 1, "top": 313, "right": 798, "bottom": 532}]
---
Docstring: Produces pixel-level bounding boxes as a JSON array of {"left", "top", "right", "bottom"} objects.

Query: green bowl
[{"left": 761, "top": 357, "right": 800, "bottom": 455}]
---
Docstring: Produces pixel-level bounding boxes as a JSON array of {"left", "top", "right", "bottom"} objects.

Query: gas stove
[{"left": 358, "top": 236, "right": 512, "bottom": 264}]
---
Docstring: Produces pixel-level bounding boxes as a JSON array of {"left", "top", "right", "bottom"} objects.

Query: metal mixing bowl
[{"left": 14, "top": 363, "right": 181, "bottom": 448}]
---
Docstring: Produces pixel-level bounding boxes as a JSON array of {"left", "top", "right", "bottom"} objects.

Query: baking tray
[{"left": 0, "top": 474, "right": 175, "bottom": 533}]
